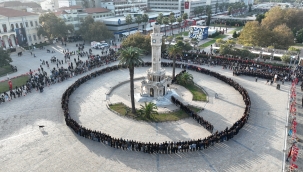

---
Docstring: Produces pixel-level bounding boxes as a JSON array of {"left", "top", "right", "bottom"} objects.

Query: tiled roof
[
  {"left": 54, "top": 11, "right": 69, "bottom": 16},
  {"left": 0, "top": 7, "right": 37, "bottom": 17},
  {"left": 23, "top": 2, "right": 41, "bottom": 8},
  {"left": 0, "top": 1, "right": 22, "bottom": 7},
  {"left": 59, "top": 5, "right": 83, "bottom": 10},
  {"left": 85, "top": 8, "right": 111, "bottom": 14}
]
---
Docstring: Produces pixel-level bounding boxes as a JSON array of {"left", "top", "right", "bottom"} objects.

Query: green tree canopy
[
  {"left": 156, "top": 13, "right": 164, "bottom": 24},
  {"left": 139, "top": 102, "right": 158, "bottom": 119},
  {"left": 118, "top": 47, "right": 144, "bottom": 113},
  {"left": 168, "top": 44, "right": 182, "bottom": 79},
  {"left": 135, "top": 15, "right": 142, "bottom": 30},
  {"left": 121, "top": 32, "right": 151, "bottom": 54},
  {"left": 176, "top": 71, "right": 193, "bottom": 85},
  {"left": 0, "top": 49, "right": 12, "bottom": 67},
  {"left": 281, "top": 54, "right": 291, "bottom": 63},
  {"left": 84, "top": 22, "right": 114, "bottom": 42},
  {"left": 37, "top": 13, "right": 73, "bottom": 42},
  {"left": 126, "top": 14, "right": 133, "bottom": 35},
  {"left": 78, "top": 16, "right": 113, "bottom": 42}
]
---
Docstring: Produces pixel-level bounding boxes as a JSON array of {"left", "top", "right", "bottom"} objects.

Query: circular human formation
[{"left": 61, "top": 62, "right": 251, "bottom": 153}]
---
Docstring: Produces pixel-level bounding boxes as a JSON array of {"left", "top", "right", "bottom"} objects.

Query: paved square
[{"left": 0, "top": 43, "right": 290, "bottom": 172}]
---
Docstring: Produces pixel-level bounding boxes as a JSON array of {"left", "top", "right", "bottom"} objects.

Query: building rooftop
[
  {"left": 59, "top": 5, "right": 83, "bottom": 10},
  {"left": 0, "top": 7, "right": 38, "bottom": 17},
  {"left": 85, "top": 8, "right": 111, "bottom": 14},
  {"left": 0, "top": 1, "right": 41, "bottom": 8}
]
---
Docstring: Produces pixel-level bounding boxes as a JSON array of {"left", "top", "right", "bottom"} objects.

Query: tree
[
  {"left": 215, "top": 1, "right": 219, "bottom": 14},
  {"left": 177, "top": 17, "right": 183, "bottom": 33},
  {"left": 228, "top": 6, "right": 233, "bottom": 15},
  {"left": 288, "top": 46, "right": 300, "bottom": 53},
  {"left": 183, "top": 42, "right": 193, "bottom": 52},
  {"left": 272, "top": 24, "right": 294, "bottom": 49},
  {"left": 37, "top": 13, "right": 71, "bottom": 42},
  {"left": 139, "top": 102, "right": 158, "bottom": 119},
  {"left": 206, "top": 5, "right": 212, "bottom": 15},
  {"left": 168, "top": 44, "right": 182, "bottom": 80},
  {"left": 142, "top": 14, "right": 149, "bottom": 34},
  {"left": 249, "top": 4, "right": 252, "bottom": 12},
  {"left": 176, "top": 71, "right": 193, "bottom": 85},
  {"left": 219, "top": 44, "right": 232, "bottom": 55},
  {"left": 162, "top": 17, "right": 169, "bottom": 36},
  {"left": 232, "top": 30, "right": 238, "bottom": 38},
  {"left": 296, "top": 28, "right": 303, "bottom": 43},
  {"left": 121, "top": 32, "right": 151, "bottom": 54},
  {"left": 206, "top": 13, "right": 211, "bottom": 26},
  {"left": 255, "top": 14, "right": 265, "bottom": 24},
  {"left": 281, "top": 54, "right": 291, "bottom": 63},
  {"left": 77, "top": 16, "right": 94, "bottom": 36},
  {"left": 182, "top": 13, "right": 188, "bottom": 31},
  {"left": 219, "top": 3, "right": 224, "bottom": 12},
  {"left": 193, "top": 7, "right": 199, "bottom": 17},
  {"left": 84, "top": 22, "right": 114, "bottom": 42},
  {"left": 125, "top": 14, "right": 133, "bottom": 35},
  {"left": 169, "top": 14, "right": 176, "bottom": 35},
  {"left": 156, "top": 13, "right": 164, "bottom": 24},
  {"left": 0, "top": 49, "right": 12, "bottom": 67},
  {"left": 199, "top": 6, "right": 205, "bottom": 15},
  {"left": 135, "top": 15, "right": 142, "bottom": 31},
  {"left": 118, "top": 47, "right": 144, "bottom": 113}
]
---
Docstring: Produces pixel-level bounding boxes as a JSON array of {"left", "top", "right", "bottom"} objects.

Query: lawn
[
  {"left": 175, "top": 31, "right": 189, "bottom": 37},
  {"left": 199, "top": 34, "right": 227, "bottom": 48},
  {"left": 0, "top": 65, "right": 13, "bottom": 77},
  {"left": 178, "top": 83, "right": 207, "bottom": 101},
  {"left": 0, "top": 75, "right": 29, "bottom": 93},
  {"left": 109, "top": 103, "right": 201, "bottom": 122}
]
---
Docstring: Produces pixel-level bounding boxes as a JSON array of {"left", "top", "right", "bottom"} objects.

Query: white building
[
  {"left": 149, "top": 0, "right": 229, "bottom": 18},
  {"left": 100, "top": 0, "right": 147, "bottom": 16},
  {"left": 55, "top": 6, "right": 114, "bottom": 30},
  {"left": 0, "top": 7, "right": 44, "bottom": 49}
]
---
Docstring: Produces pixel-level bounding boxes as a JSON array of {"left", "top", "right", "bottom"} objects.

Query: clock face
[{"left": 152, "top": 39, "right": 156, "bottom": 43}]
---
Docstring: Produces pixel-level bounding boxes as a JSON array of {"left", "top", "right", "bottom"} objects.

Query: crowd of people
[
  {"left": 0, "top": 44, "right": 119, "bottom": 104},
  {"left": 61, "top": 62, "right": 251, "bottom": 154}
]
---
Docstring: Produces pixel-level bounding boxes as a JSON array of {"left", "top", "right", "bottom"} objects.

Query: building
[
  {"left": 0, "top": 7, "right": 44, "bottom": 49},
  {"left": 55, "top": 6, "right": 114, "bottom": 30},
  {"left": 148, "top": 0, "right": 229, "bottom": 18},
  {"left": 100, "top": 0, "right": 147, "bottom": 16},
  {"left": 0, "top": 1, "right": 43, "bottom": 13}
]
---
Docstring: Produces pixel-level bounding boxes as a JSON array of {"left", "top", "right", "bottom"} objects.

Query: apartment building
[{"left": 0, "top": 7, "right": 44, "bottom": 49}]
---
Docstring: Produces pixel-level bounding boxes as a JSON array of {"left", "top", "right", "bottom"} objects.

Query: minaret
[{"left": 150, "top": 25, "right": 163, "bottom": 72}]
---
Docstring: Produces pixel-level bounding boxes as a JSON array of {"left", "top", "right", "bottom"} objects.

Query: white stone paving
[{"left": 0, "top": 43, "right": 290, "bottom": 172}]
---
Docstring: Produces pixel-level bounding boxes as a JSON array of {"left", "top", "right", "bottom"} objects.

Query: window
[
  {"left": 2, "top": 24, "right": 7, "bottom": 32},
  {"left": 30, "top": 21, "right": 33, "bottom": 27},
  {"left": 10, "top": 24, "right": 14, "bottom": 31},
  {"left": 35, "top": 21, "right": 38, "bottom": 26},
  {"left": 38, "top": 35, "right": 41, "bottom": 40},
  {"left": 16, "top": 23, "right": 19, "bottom": 28},
  {"left": 20, "top": 23, "right": 23, "bottom": 28},
  {"left": 28, "top": 35, "right": 32, "bottom": 42},
  {"left": 25, "top": 22, "right": 28, "bottom": 27},
  {"left": 33, "top": 35, "right": 36, "bottom": 41}
]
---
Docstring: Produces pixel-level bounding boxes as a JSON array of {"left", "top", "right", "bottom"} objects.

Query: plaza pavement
[{"left": 0, "top": 41, "right": 290, "bottom": 171}]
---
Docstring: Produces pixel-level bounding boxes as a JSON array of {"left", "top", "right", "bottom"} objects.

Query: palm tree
[
  {"left": 219, "top": 3, "right": 223, "bottom": 12},
  {"left": 169, "top": 14, "right": 176, "bottom": 35},
  {"left": 162, "top": 17, "right": 169, "bottom": 36},
  {"left": 135, "top": 15, "right": 142, "bottom": 31},
  {"left": 168, "top": 44, "right": 182, "bottom": 80},
  {"left": 182, "top": 13, "right": 188, "bottom": 32},
  {"left": 176, "top": 71, "right": 193, "bottom": 85},
  {"left": 139, "top": 102, "right": 158, "bottom": 119},
  {"left": 177, "top": 17, "right": 182, "bottom": 33},
  {"left": 118, "top": 47, "right": 144, "bottom": 113},
  {"left": 125, "top": 14, "right": 133, "bottom": 35},
  {"left": 199, "top": 6, "right": 205, "bottom": 16},
  {"left": 215, "top": 1, "right": 219, "bottom": 14},
  {"left": 142, "top": 14, "right": 149, "bottom": 34},
  {"left": 156, "top": 13, "right": 163, "bottom": 24},
  {"left": 193, "top": 7, "right": 199, "bottom": 17}
]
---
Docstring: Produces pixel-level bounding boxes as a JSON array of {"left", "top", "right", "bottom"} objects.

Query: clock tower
[{"left": 140, "top": 24, "right": 171, "bottom": 98}]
